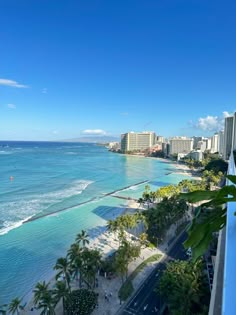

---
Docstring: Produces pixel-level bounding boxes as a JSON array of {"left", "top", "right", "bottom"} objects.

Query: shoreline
[
  {"left": 8, "top": 158, "right": 197, "bottom": 311},
  {"left": 21, "top": 199, "right": 140, "bottom": 314}
]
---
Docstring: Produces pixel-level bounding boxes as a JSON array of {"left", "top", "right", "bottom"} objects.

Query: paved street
[{"left": 121, "top": 232, "right": 188, "bottom": 315}]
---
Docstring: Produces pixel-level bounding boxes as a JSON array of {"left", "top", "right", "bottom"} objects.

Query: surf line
[
  {"left": 23, "top": 180, "right": 149, "bottom": 224},
  {"left": 102, "top": 180, "right": 149, "bottom": 196}
]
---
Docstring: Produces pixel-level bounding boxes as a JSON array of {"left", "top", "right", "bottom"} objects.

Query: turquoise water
[{"left": 0, "top": 142, "right": 190, "bottom": 304}]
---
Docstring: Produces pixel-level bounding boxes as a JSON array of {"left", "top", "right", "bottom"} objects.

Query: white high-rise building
[
  {"left": 156, "top": 136, "right": 165, "bottom": 143},
  {"left": 121, "top": 131, "right": 156, "bottom": 153},
  {"left": 169, "top": 137, "right": 193, "bottom": 155},
  {"left": 231, "top": 112, "right": 236, "bottom": 152},
  {"left": 206, "top": 138, "right": 212, "bottom": 151},
  {"left": 197, "top": 140, "right": 207, "bottom": 152},
  {"left": 223, "top": 116, "right": 234, "bottom": 160},
  {"left": 211, "top": 133, "right": 219, "bottom": 153},
  {"left": 218, "top": 130, "right": 224, "bottom": 157}
]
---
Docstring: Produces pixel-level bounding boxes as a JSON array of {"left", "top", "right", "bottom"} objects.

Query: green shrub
[
  {"left": 119, "top": 280, "right": 134, "bottom": 301},
  {"left": 65, "top": 289, "right": 97, "bottom": 315}
]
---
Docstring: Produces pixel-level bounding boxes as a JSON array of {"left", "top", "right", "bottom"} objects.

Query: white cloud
[
  {"left": 52, "top": 130, "right": 58, "bottom": 134},
  {"left": 223, "top": 111, "right": 231, "bottom": 118},
  {"left": 82, "top": 129, "right": 107, "bottom": 135},
  {"left": 195, "top": 111, "right": 232, "bottom": 131},
  {"left": 0, "top": 78, "right": 29, "bottom": 88},
  {"left": 42, "top": 88, "right": 47, "bottom": 94},
  {"left": 7, "top": 104, "right": 16, "bottom": 109},
  {"left": 121, "top": 112, "right": 129, "bottom": 116}
]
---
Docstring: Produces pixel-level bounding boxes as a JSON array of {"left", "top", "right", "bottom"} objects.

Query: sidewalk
[{"left": 92, "top": 246, "right": 164, "bottom": 315}]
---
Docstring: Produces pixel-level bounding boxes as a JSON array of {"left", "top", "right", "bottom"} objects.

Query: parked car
[{"left": 186, "top": 247, "right": 192, "bottom": 257}]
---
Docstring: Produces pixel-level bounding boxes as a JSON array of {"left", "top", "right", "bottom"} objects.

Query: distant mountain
[{"left": 60, "top": 136, "right": 120, "bottom": 143}]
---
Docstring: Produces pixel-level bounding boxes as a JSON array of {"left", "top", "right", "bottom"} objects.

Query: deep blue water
[{"left": 0, "top": 141, "right": 189, "bottom": 304}]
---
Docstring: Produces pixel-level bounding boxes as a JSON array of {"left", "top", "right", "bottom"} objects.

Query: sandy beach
[
  {"left": 172, "top": 162, "right": 202, "bottom": 179},
  {"left": 21, "top": 199, "right": 141, "bottom": 315}
]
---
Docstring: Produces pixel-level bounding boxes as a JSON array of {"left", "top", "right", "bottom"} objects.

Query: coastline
[
  {"left": 20, "top": 162, "right": 197, "bottom": 314},
  {"left": 21, "top": 199, "right": 140, "bottom": 314},
  {"left": 121, "top": 152, "right": 201, "bottom": 180},
  {"left": 1, "top": 150, "right": 198, "bottom": 308}
]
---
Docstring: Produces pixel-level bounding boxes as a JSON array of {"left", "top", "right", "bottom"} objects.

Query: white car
[{"left": 186, "top": 248, "right": 192, "bottom": 257}]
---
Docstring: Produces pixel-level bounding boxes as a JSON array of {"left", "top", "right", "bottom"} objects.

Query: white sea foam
[
  {"left": 65, "top": 152, "right": 77, "bottom": 155},
  {"left": 0, "top": 180, "right": 93, "bottom": 235},
  {"left": 0, "top": 151, "right": 12, "bottom": 155},
  {"left": 0, "top": 215, "right": 34, "bottom": 236}
]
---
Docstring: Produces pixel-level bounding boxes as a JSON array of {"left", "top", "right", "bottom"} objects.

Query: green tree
[
  {"left": 67, "top": 243, "right": 82, "bottom": 282},
  {"left": 8, "top": 298, "right": 23, "bottom": 315},
  {"left": 33, "top": 281, "right": 50, "bottom": 306},
  {"left": 54, "top": 257, "right": 72, "bottom": 291},
  {"left": 159, "top": 260, "right": 209, "bottom": 315},
  {"left": 76, "top": 230, "right": 89, "bottom": 247},
  {"left": 114, "top": 251, "right": 129, "bottom": 283},
  {"left": 53, "top": 281, "right": 70, "bottom": 315},
  {"left": 36, "top": 290, "right": 56, "bottom": 315},
  {"left": 137, "top": 197, "right": 144, "bottom": 208},
  {"left": 80, "top": 248, "right": 102, "bottom": 289},
  {"left": 64, "top": 289, "right": 97, "bottom": 315},
  {"left": 144, "top": 196, "right": 188, "bottom": 244},
  {"left": 205, "top": 159, "right": 228, "bottom": 174}
]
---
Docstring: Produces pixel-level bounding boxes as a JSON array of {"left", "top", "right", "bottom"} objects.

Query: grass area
[
  {"left": 147, "top": 242, "right": 156, "bottom": 249},
  {"left": 118, "top": 253, "right": 162, "bottom": 301},
  {"left": 119, "top": 280, "right": 134, "bottom": 301},
  {"left": 129, "top": 253, "right": 162, "bottom": 281}
]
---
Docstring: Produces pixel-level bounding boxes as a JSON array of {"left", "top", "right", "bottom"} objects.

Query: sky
[{"left": 0, "top": 0, "right": 236, "bottom": 141}]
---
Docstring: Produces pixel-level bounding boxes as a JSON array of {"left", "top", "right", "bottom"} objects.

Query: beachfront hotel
[
  {"left": 169, "top": 136, "right": 193, "bottom": 155},
  {"left": 120, "top": 131, "right": 156, "bottom": 153}
]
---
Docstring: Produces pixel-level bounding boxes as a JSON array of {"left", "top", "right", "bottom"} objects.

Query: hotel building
[
  {"left": 121, "top": 131, "right": 156, "bottom": 153},
  {"left": 169, "top": 137, "right": 193, "bottom": 155}
]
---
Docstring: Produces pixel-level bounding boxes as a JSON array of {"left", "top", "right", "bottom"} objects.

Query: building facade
[
  {"left": 189, "top": 150, "right": 203, "bottom": 161},
  {"left": 192, "top": 136, "right": 203, "bottom": 149},
  {"left": 218, "top": 130, "right": 224, "bottom": 157},
  {"left": 211, "top": 133, "right": 219, "bottom": 153},
  {"left": 121, "top": 131, "right": 156, "bottom": 153},
  {"left": 169, "top": 137, "right": 193, "bottom": 155},
  {"left": 223, "top": 116, "right": 234, "bottom": 160}
]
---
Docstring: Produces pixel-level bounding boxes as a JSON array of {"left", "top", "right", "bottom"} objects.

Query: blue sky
[{"left": 0, "top": 0, "right": 236, "bottom": 140}]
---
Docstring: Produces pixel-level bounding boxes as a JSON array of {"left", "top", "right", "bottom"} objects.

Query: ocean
[{"left": 0, "top": 141, "right": 190, "bottom": 304}]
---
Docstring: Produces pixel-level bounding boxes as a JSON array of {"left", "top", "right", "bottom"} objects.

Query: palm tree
[
  {"left": 107, "top": 219, "right": 119, "bottom": 239},
  {"left": 53, "top": 281, "right": 70, "bottom": 315},
  {"left": 33, "top": 281, "right": 50, "bottom": 305},
  {"left": 137, "top": 197, "right": 144, "bottom": 208},
  {"left": 67, "top": 243, "right": 82, "bottom": 282},
  {"left": 114, "top": 252, "right": 128, "bottom": 283},
  {"left": 36, "top": 290, "right": 56, "bottom": 315},
  {"left": 54, "top": 257, "right": 72, "bottom": 291},
  {"left": 75, "top": 230, "right": 89, "bottom": 247},
  {"left": 8, "top": 298, "right": 22, "bottom": 315},
  {"left": 80, "top": 248, "right": 102, "bottom": 288}
]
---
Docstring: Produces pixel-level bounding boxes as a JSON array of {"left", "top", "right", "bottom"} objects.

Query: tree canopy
[{"left": 159, "top": 260, "right": 210, "bottom": 315}]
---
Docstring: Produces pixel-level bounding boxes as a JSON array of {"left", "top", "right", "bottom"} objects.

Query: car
[{"left": 186, "top": 248, "right": 192, "bottom": 257}]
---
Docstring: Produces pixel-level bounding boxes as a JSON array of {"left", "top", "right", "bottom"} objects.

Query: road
[{"left": 120, "top": 232, "right": 188, "bottom": 315}]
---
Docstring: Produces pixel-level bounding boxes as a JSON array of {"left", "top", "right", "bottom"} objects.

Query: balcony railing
[{"left": 222, "top": 153, "right": 236, "bottom": 314}]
